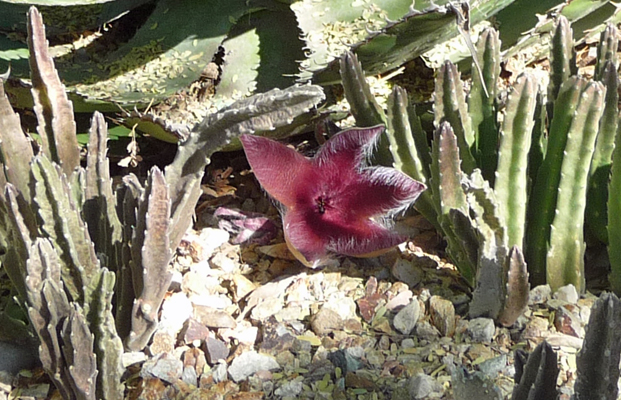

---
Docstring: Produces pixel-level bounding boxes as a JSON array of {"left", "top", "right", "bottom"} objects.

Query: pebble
[
  {"left": 408, "top": 373, "right": 442, "bottom": 399},
  {"left": 212, "top": 362, "right": 228, "bottom": 382},
  {"left": 386, "top": 290, "right": 414, "bottom": 311},
  {"left": 204, "top": 337, "right": 230, "bottom": 365},
  {"left": 393, "top": 298, "right": 421, "bottom": 335},
  {"left": 181, "top": 365, "right": 197, "bottom": 386},
  {"left": 416, "top": 320, "right": 441, "bottom": 341},
  {"left": 324, "top": 296, "right": 358, "bottom": 320},
  {"left": 159, "top": 292, "right": 193, "bottom": 334},
  {"left": 467, "top": 318, "right": 496, "bottom": 343},
  {"left": 198, "top": 228, "right": 230, "bottom": 257},
  {"left": 122, "top": 351, "right": 147, "bottom": 368},
  {"left": 274, "top": 379, "right": 303, "bottom": 397},
  {"left": 529, "top": 285, "right": 552, "bottom": 305},
  {"left": 429, "top": 296, "right": 456, "bottom": 337},
  {"left": 141, "top": 353, "right": 183, "bottom": 384},
  {"left": 193, "top": 306, "right": 237, "bottom": 329},
  {"left": 210, "top": 252, "right": 237, "bottom": 273},
  {"left": 554, "top": 305, "right": 584, "bottom": 338},
  {"left": 251, "top": 297, "right": 283, "bottom": 321},
  {"left": 149, "top": 331, "right": 175, "bottom": 355},
  {"left": 391, "top": 258, "right": 424, "bottom": 287},
  {"left": 554, "top": 284, "right": 579, "bottom": 304},
  {"left": 181, "top": 318, "right": 210, "bottom": 344},
  {"left": 228, "top": 351, "right": 280, "bottom": 382},
  {"left": 310, "top": 307, "right": 344, "bottom": 335}
]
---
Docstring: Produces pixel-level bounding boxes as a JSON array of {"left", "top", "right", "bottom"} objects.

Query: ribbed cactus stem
[
  {"left": 386, "top": 86, "right": 438, "bottom": 229},
  {"left": 494, "top": 73, "right": 537, "bottom": 249},
  {"left": 431, "top": 122, "right": 477, "bottom": 283},
  {"left": 468, "top": 27, "right": 500, "bottom": 183},
  {"left": 434, "top": 61, "right": 476, "bottom": 173},
  {"left": 525, "top": 76, "right": 585, "bottom": 286},
  {"left": 608, "top": 114, "right": 621, "bottom": 295},
  {"left": 586, "top": 60, "right": 619, "bottom": 244},
  {"left": 594, "top": 23, "right": 618, "bottom": 81},
  {"left": 573, "top": 293, "right": 621, "bottom": 400},
  {"left": 548, "top": 16, "right": 576, "bottom": 105},
  {"left": 546, "top": 81, "right": 605, "bottom": 293},
  {"left": 339, "top": 51, "right": 392, "bottom": 166},
  {"left": 339, "top": 51, "right": 386, "bottom": 127}
]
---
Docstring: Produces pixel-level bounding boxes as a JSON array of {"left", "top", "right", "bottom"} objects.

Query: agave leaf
[{"left": 310, "top": 0, "right": 517, "bottom": 85}]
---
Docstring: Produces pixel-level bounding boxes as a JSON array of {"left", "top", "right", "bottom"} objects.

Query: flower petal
[
  {"left": 314, "top": 125, "right": 383, "bottom": 171},
  {"left": 283, "top": 202, "right": 408, "bottom": 264},
  {"left": 240, "top": 134, "right": 314, "bottom": 208},
  {"left": 339, "top": 166, "right": 426, "bottom": 217}
]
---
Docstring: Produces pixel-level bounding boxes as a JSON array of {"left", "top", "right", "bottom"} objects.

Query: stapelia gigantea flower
[{"left": 240, "top": 125, "right": 426, "bottom": 268}]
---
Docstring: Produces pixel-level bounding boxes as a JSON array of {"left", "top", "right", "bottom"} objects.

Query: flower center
[{"left": 315, "top": 196, "right": 327, "bottom": 214}]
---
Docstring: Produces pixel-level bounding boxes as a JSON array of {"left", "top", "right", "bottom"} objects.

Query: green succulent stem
[
  {"left": 525, "top": 76, "right": 585, "bottom": 286},
  {"left": 494, "top": 73, "right": 537, "bottom": 250},
  {"left": 546, "top": 81, "right": 605, "bottom": 293}
]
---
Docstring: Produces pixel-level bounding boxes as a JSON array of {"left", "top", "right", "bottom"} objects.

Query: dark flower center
[{"left": 315, "top": 196, "right": 327, "bottom": 214}]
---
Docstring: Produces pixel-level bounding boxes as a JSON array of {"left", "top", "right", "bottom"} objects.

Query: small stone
[
  {"left": 429, "top": 296, "right": 456, "bottom": 337},
  {"left": 231, "top": 274, "right": 257, "bottom": 302},
  {"left": 228, "top": 351, "right": 280, "bottom": 382},
  {"left": 391, "top": 258, "right": 424, "bottom": 287},
  {"left": 415, "top": 320, "right": 440, "bottom": 341},
  {"left": 401, "top": 338, "right": 415, "bottom": 349},
  {"left": 467, "top": 318, "right": 496, "bottom": 343},
  {"left": 408, "top": 373, "right": 442, "bottom": 399},
  {"left": 311, "top": 307, "right": 344, "bottom": 335},
  {"left": 194, "top": 306, "right": 237, "bottom": 329},
  {"left": 554, "top": 305, "right": 584, "bottom": 338},
  {"left": 345, "top": 371, "right": 377, "bottom": 390},
  {"left": 343, "top": 318, "right": 363, "bottom": 334},
  {"left": 181, "top": 366, "right": 198, "bottom": 386},
  {"left": 385, "top": 290, "right": 413, "bottom": 311},
  {"left": 181, "top": 318, "right": 210, "bottom": 344},
  {"left": 122, "top": 351, "right": 147, "bottom": 368},
  {"left": 204, "top": 337, "right": 230, "bottom": 365},
  {"left": 251, "top": 297, "right": 283, "bottom": 321},
  {"left": 182, "top": 271, "right": 220, "bottom": 296},
  {"left": 149, "top": 331, "right": 175, "bottom": 355},
  {"left": 141, "top": 353, "right": 184, "bottom": 384},
  {"left": 198, "top": 228, "right": 230, "bottom": 257},
  {"left": 210, "top": 252, "right": 237, "bottom": 273},
  {"left": 554, "top": 284, "right": 579, "bottom": 304},
  {"left": 274, "top": 379, "right": 304, "bottom": 397},
  {"left": 478, "top": 354, "right": 507, "bottom": 378},
  {"left": 393, "top": 298, "right": 421, "bottom": 335},
  {"left": 212, "top": 362, "right": 228, "bottom": 383},
  {"left": 324, "top": 296, "right": 357, "bottom": 320},
  {"left": 529, "top": 285, "right": 552, "bottom": 305},
  {"left": 522, "top": 317, "right": 549, "bottom": 340},
  {"left": 159, "top": 292, "right": 193, "bottom": 334}
]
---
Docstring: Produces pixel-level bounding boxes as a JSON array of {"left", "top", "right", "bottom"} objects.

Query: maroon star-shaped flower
[{"left": 240, "top": 125, "right": 426, "bottom": 268}]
